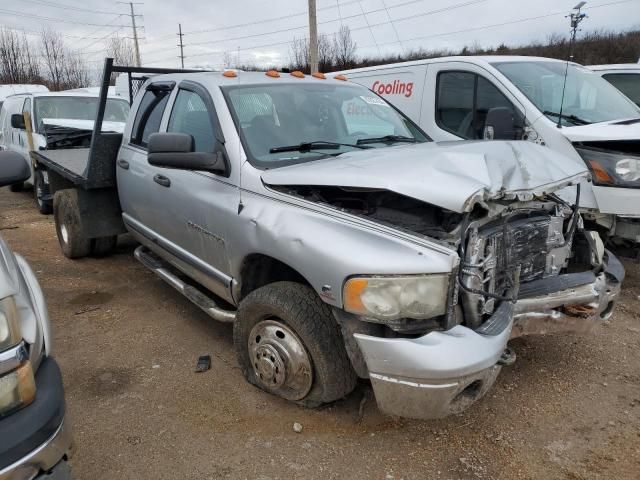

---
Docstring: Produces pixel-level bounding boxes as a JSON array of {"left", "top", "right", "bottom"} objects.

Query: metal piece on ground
[{"left": 195, "top": 355, "right": 211, "bottom": 373}]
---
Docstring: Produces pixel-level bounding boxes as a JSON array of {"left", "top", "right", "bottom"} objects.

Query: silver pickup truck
[{"left": 33, "top": 63, "right": 624, "bottom": 419}]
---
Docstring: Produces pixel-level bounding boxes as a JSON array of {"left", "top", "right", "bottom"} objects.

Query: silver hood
[{"left": 262, "top": 140, "right": 589, "bottom": 213}]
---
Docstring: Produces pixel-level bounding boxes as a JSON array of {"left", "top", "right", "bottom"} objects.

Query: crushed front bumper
[{"left": 353, "top": 251, "right": 623, "bottom": 420}]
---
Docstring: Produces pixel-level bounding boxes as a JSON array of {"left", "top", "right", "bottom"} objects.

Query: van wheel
[
  {"left": 9, "top": 182, "right": 24, "bottom": 192},
  {"left": 33, "top": 170, "right": 52, "bottom": 214},
  {"left": 53, "top": 190, "right": 91, "bottom": 259},
  {"left": 91, "top": 236, "right": 117, "bottom": 257},
  {"left": 233, "top": 281, "right": 357, "bottom": 407}
]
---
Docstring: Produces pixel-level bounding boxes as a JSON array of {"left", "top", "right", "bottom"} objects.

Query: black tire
[
  {"left": 91, "top": 236, "right": 117, "bottom": 257},
  {"left": 9, "top": 182, "right": 24, "bottom": 192},
  {"left": 234, "top": 281, "right": 357, "bottom": 407},
  {"left": 53, "top": 190, "right": 91, "bottom": 259},
  {"left": 33, "top": 170, "right": 52, "bottom": 215}
]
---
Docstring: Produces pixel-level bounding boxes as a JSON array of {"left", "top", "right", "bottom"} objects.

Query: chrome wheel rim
[
  {"left": 248, "top": 319, "right": 313, "bottom": 400},
  {"left": 36, "top": 183, "right": 43, "bottom": 206}
]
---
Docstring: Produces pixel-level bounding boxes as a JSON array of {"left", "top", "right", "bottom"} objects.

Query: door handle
[
  {"left": 153, "top": 174, "right": 171, "bottom": 187},
  {"left": 117, "top": 159, "right": 130, "bottom": 170}
]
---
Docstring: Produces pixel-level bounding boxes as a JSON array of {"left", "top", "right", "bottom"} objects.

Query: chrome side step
[{"left": 134, "top": 246, "right": 236, "bottom": 323}]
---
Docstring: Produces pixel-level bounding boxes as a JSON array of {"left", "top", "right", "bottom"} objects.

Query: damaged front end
[{"left": 277, "top": 182, "right": 622, "bottom": 420}]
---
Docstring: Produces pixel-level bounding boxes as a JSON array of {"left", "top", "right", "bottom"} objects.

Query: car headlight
[
  {"left": 576, "top": 146, "right": 640, "bottom": 187},
  {"left": 0, "top": 296, "right": 21, "bottom": 351},
  {"left": 343, "top": 274, "right": 449, "bottom": 322},
  {"left": 0, "top": 296, "right": 36, "bottom": 416}
]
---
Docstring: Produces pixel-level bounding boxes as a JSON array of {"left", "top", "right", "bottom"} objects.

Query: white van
[
  {"left": 0, "top": 91, "right": 129, "bottom": 212},
  {"left": 588, "top": 64, "right": 640, "bottom": 106},
  {"left": 0, "top": 84, "right": 48, "bottom": 114},
  {"left": 338, "top": 56, "right": 640, "bottom": 243}
]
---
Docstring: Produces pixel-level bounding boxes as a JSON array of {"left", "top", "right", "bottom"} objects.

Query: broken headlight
[
  {"left": 343, "top": 274, "right": 449, "bottom": 322},
  {"left": 577, "top": 146, "right": 640, "bottom": 187}
]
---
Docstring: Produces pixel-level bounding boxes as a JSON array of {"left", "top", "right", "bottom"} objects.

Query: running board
[{"left": 134, "top": 246, "right": 236, "bottom": 323}]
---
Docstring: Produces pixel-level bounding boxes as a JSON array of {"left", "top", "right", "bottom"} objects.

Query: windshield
[
  {"left": 492, "top": 61, "right": 640, "bottom": 126},
  {"left": 223, "top": 82, "right": 429, "bottom": 167},
  {"left": 602, "top": 73, "right": 640, "bottom": 106},
  {"left": 34, "top": 96, "right": 130, "bottom": 132}
]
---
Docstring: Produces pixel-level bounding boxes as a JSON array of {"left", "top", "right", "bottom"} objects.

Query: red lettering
[{"left": 368, "top": 79, "right": 414, "bottom": 98}]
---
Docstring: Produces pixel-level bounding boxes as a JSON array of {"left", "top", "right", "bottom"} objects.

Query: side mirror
[
  {"left": 11, "top": 114, "right": 26, "bottom": 130},
  {"left": 0, "top": 151, "right": 30, "bottom": 188},
  {"left": 147, "top": 133, "right": 226, "bottom": 174},
  {"left": 483, "top": 107, "right": 518, "bottom": 140}
]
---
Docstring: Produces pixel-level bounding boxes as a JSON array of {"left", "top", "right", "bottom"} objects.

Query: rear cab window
[
  {"left": 130, "top": 84, "right": 173, "bottom": 148},
  {"left": 602, "top": 73, "right": 640, "bottom": 106}
]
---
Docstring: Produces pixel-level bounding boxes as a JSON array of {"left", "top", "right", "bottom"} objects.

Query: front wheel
[
  {"left": 233, "top": 281, "right": 357, "bottom": 407},
  {"left": 33, "top": 170, "right": 52, "bottom": 214},
  {"left": 9, "top": 182, "right": 24, "bottom": 193}
]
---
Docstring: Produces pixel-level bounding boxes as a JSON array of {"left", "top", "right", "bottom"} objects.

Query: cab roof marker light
[
  {"left": 223, "top": 70, "right": 238, "bottom": 78},
  {"left": 265, "top": 70, "right": 280, "bottom": 78},
  {"left": 290, "top": 71, "right": 305, "bottom": 78},
  {"left": 312, "top": 72, "right": 326, "bottom": 79},
  {"left": 334, "top": 74, "right": 348, "bottom": 81}
]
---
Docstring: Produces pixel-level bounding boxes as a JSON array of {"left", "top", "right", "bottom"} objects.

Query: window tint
[
  {"left": 436, "top": 71, "right": 521, "bottom": 140},
  {"left": 436, "top": 72, "right": 474, "bottom": 138},
  {"left": 131, "top": 89, "right": 170, "bottom": 147},
  {"left": 602, "top": 73, "right": 640, "bottom": 106},
  {"left": 167, "top": 89, "right": 215, "bottom": 152}
]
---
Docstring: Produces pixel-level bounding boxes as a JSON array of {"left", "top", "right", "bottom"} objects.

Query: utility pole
[
  {"left": 177, "top": 23, "right": 185, "bottom": 68},
  {"left": 557, "top": 2, "right": 587, "bottom": 128},
  {"left": 124, "top": 2, "right": 142, "bottom": 67},
  {"left": 308, "top": 0, "right": 318, "bottom": 73}
]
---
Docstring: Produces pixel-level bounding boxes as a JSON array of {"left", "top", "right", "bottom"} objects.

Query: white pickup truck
[{"left": 339, "top": 55, "right": 640, "bottom": 245}]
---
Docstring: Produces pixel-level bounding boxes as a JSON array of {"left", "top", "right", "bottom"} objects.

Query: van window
[
  {"left": 602, "top": 73, "right": 640, "bottom": 106},
  {"left": 131, "top": 89, "right": 170, "bottom": 147},
  {"left": 22, "top": 98, "right": 31, "bottom": 115},
  {"left": 168, "top": 89, "right": 215, "bottom": 153},
  {"left": 437, "top": 71, "right": 522, "bottom": 140}
]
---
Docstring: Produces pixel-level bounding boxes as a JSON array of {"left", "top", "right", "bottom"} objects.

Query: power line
[
  {"left": 0, "top": 7, "right": 129, "bottom": 27},
  {"left": 21, "top": 0, "right": 123, "bottom": 15}
]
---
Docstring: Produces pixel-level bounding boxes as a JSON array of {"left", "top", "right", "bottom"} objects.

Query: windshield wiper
[
  {"left": 269, "top": 141, "right": 369, "bottom": 154},
  {"left": 543, "top": 111, "right": 591, "bottom": 126},
  {"left": 356, "top": 135, "right": 417, "bottom": 145}
]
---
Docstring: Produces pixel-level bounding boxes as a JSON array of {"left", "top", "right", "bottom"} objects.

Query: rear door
[{"left": 422, "top": 61, "right": 525, "bottom": 141}]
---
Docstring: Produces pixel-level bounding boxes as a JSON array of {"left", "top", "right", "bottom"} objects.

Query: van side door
[{"left": 422, "top": 62, "right": 526, "bottom": 142}]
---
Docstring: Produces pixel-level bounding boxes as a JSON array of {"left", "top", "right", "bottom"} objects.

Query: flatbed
[{"left": 32, "top": 148, "right": 89, "bottom": 186}]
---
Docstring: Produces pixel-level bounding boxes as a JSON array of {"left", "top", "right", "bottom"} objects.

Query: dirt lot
[{"left": 1, "top": 186, "right": 639, "bottom": 479}]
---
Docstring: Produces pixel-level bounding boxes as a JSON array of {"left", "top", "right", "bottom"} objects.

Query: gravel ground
[{"left": 1, "top": 186, "right": 639, "bottom": 480}]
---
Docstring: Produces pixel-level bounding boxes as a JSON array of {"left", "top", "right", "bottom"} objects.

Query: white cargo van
[
  {"left": 589, "top": 64, "right": 640, "bottom": 106},
  {"left": 0, "top": 84, "right": 48, "bottom": 113},
  {"left": 339, "top": 56, "right": 640, "bottom": 243},
  {"left": 0, "top": 91, "right": 129, "bottom": 212}
]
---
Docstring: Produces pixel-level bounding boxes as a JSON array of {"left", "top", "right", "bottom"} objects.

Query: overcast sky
[{"left": 3, "top": 0, "right": 640, "bottom": 71}]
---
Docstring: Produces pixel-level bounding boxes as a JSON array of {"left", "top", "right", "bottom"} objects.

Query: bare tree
[
  {"left": 289, "top": 34, "right": 335, "bottom": 73},
  {"left": 333, "top": 26, "right": 357, "bottom": 70},
  {"left": 106, "top": 36, "right": 136, "bottom": 66},
  {"left": 0, "top": 29, "right": 42, "bottom": 84},
  {"left": 63, "top": 52, "right": 91, "bottom": 89},
  {"left": 41, "top": 29, "right": 67, "bottom": 90}
]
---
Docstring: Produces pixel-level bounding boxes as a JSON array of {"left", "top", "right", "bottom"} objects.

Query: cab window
[
  {"left": 602, "top": 73, "right": 640, "bottom": 106},
  {"left": 436, "top": 71, "right": 523, "bottom": 140},
  {"left": 131, "top": 89, "right": 170, "bottom": 148},
  {"left": 167, "top": 89, "right": 215, "bottom": 153}
]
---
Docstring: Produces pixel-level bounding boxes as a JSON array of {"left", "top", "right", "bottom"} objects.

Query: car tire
[
  {"left": 234, "top": 281, "right": 357, "bottom": 407},
  {"left": 9, "top": 182, "right": 24, "bottom": 192},
  {"left": 53, "top": 190, "right": 91, "bottom": 259},
  {"left": 33, "top": 170, "right": 52, "bottom": 214},
  {"left": 91, "top": 236, "right": 117, "bottom": 257}
]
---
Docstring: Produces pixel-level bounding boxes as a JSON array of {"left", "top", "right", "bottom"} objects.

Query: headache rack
[{"left": 32, "top": 58, "right": 207, "bottom": 190}]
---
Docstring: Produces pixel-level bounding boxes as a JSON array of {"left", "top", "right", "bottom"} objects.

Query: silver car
[{"left": 0, "top": 153, "right": 72, "bottom": 479}]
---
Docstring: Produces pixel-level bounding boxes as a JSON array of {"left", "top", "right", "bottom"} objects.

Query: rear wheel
[
  {"left": 233, "top": 281, "right": 357, "bottom": 407},
  {"left": 53, "top": 190, "right": 91, "bottom": 259},
  {"left": 33, "top": 170, "right": 52, "bottom": 214},
  {"left": 9, "top": 182, "right": 24, "bottom": 192}
]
